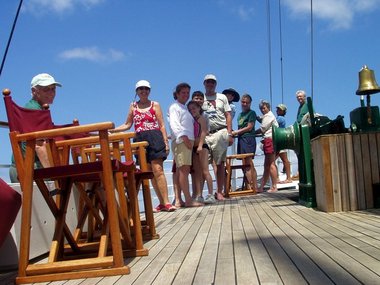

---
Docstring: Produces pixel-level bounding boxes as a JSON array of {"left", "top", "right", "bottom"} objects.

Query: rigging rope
[
  {"left": 278, "top": 0, "right": 285, "bottom": 104},
  {"left": 0, "top": 0, "right": 24, "bottom": 77},
  {"left": 310, "top": 0, "right": 314, "bottom": 100},
  {"left": 266, "top": 0, "right": 273, "bottom": 106}
]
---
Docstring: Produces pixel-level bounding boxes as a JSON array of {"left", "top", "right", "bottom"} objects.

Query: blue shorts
[
  {"left": 134, "top": 129, "right": 167, "bottom": 163},
  {"left": 237, "top": 136, "right": 256, "bottom": 156}
]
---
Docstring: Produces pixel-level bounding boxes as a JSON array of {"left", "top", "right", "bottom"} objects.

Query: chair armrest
[
  {"left": 55, "top": 132, "right": 136, "bottom": 148},
  {"left": 16, "top": 122, "right": 114, "bottom": 141}
]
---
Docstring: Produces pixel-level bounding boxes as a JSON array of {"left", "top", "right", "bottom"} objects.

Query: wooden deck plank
[
  {"left": 161, "top": 207, "right": 208, "bottom": 284},
  {"left": 241, "top": 196, "right": 283, "bottom": 284},
  {"left": 299, "top": 210, "right": 380, "bottom": 271},
  {"left": 113, "top": 208, "right": 194, "bottom": 285},
  {"left": 214, "top": 200, "right": 235, "bottom": 285},
  {"left": 167, "top": 207, "right": 213, "bottom": 285},
  {"left": 260, "top": 195, "right": 335, "bottom": 284},
  {"left": 270, "top": 192, "right": 362, "bottom": 285},
  {"left": 192, "top": 204, "right": 223, "bottom": 285},
  {"left": 246, "top": 195, "right": 306, "bottom": 284},
  {"left": 280, "top": 196, "right": 380, "bottom": 284},
  {"left": 4, "top": 190, "right": 380, "bottom": 285},
  {"left": 252, "top": 195, "right": 308, "bottom": 284},
  {"left": 119, "top": 208, "right": 203, "bottom": 285},
  {"left": 232, "top": 199, "right": 259, "bottom": 285}
]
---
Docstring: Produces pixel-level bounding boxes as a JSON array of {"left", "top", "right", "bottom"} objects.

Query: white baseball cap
[
  {"left": 135, "top": 80, "right": 151, "bottom": 90},
  {"left": 204, "top": 74, "right": 217, "bottom": 82},
  {"left": 31, "top": 73, "right": 62, "bottom": 88}
]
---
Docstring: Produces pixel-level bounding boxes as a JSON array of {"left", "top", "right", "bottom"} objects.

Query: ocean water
[
  {"left": 0, "top": 145, "right": 298, "bottom": 211},
  {"left": 147, "top": 149, "right": 299, "bottom": 207}
]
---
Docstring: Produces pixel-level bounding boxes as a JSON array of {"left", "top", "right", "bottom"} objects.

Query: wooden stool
[{"left": 225, "top": 153, "right": 256, "bottom": 198}]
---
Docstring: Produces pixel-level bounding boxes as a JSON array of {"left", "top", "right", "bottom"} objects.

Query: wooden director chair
[
  {"left": 56, "top": 132, "right": 158, "bottom": 250},
  {"left": 3, "top": 89, "right": 135, "bottom": 283},
  {"left": 83, "top": 134, "right": 158, "bottom": 241},
  {"left": 225, "top": 153, "right": 256, "bottom": 198}
]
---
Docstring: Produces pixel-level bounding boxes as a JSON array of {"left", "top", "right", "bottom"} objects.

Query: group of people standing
[
  {"left": 12, "top": 72, "right": 308, "bottom": 214},
  {"left": 114, "top": 73, "right": 305, "bottom": 212}
]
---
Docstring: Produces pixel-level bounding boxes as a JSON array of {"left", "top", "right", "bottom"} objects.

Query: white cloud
[
  {"left": 217, "top": 0, "right": 256, "bottom": 21},
  {"left": 236, "top": 5, "right": 255, "bottom": 22},
  {"left": 284, "top": 0, "right": 380, "bottom": 30},
  {"left": 58, "top": 47, "right": 126, "bottom": 63},
  {"left": 24, "top": 0, "right": 105, "bottom": 14}
]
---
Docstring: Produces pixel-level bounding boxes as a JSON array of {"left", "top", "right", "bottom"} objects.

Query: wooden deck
[{"left": 2, "top": 189, "right": 380, "bottom": 285}]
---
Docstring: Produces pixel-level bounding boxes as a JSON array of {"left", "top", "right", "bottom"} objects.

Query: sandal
[
  {"left": 162, "top": 204, "right": 177, "bottom": 212},
  {"left": 153, "top": 204, "right": 166, "bottom": 213}
]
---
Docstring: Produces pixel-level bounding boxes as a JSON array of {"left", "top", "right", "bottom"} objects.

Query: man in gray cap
[
  {"left": 9, "top": 73, "right": 62, "bottom": 182},
  {"left": 202, "top": 74, "right": 233, "bottom": 201}
]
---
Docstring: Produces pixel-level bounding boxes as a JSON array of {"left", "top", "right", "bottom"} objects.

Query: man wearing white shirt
[{"left": 169, "top": 82, "right": 203, "bottom": 207}]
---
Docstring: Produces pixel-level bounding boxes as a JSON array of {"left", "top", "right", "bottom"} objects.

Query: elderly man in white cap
[
  {"left": 202, "top": 74, "right": 233, "bottom": 201},
  {"left": 29, "top": 73, "right": 62, "bottom": 108},
  {"left": 9, "top": 73, "right": 62, "bottom": 182}
]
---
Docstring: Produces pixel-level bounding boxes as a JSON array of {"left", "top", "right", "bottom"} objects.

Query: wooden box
[{"left": 311, "top": 132, "right": 380, "bottom": 212}]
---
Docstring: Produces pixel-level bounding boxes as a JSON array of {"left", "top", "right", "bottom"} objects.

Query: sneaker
[
  {"left": 153, "top": 204, "right": 165, "bottom": 213},
  {"left": 204, "top": 194, "right": 216, "bottom": 204},
  {"left": 194, "top": 196, "right": 204, "bottom": 203}
]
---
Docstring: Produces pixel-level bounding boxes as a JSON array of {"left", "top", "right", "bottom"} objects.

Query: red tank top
[{"left": 133, "top": 101, "right": 160, "bottom": 133}]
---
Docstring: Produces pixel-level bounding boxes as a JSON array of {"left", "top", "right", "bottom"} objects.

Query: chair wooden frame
[
  {"left": 55, "top": 132, "right": 158, "bottom": 257},
  {"left": 3, "top": 90, "right": 135, "bottom": 283},
  {"left": 10, "top": 123, "right": 137, "bottom": 284},
  {"left": 82, "top": 137, "right": 159, "bottom": 241},
  {"left": 225, "top": 153, "right": 256, "bottom": 198}
]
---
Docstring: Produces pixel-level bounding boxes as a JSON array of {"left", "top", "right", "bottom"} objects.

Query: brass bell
[{"left": 356, "top": 65, "right": 380, "bottom": 95}]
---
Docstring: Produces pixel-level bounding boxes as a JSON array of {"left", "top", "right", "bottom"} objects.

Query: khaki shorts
[
  {"left": 172, "top": 140, "right": 194, "bottom": 168},
  {"left": 205, "top": 128, "right": 229, "bottom": 165}
]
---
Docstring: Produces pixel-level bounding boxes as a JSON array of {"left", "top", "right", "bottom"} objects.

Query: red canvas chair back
[
  {"left": 3, "top": 90, "right": 54, "bottom": 133},
  {"left": 3, "top": 89, "right": 88, "bottom": 142}
]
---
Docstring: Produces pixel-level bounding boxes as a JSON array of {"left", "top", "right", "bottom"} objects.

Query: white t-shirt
[
  {"left": 168, "top": 101, "right": 194, "bottom": 144},
  {"left": 202, "top": 93, "right": 231, "bottom": 131},
  {"left": 260, "top": 111, "right": 278, "bottom": 139}
]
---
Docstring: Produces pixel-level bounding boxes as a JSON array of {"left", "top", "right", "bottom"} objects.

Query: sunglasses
[{"left": 137, "top": 87, "right": 150, "bottom": 91}]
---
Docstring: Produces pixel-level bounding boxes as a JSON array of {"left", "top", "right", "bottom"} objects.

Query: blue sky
[{"left": 1, "top": 0, "right": 380, "bottom": 181}]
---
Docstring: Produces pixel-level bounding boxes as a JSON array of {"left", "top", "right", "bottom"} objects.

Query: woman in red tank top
[{"left": 112, "top": 80, "right": 175, "bottom": 212}]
